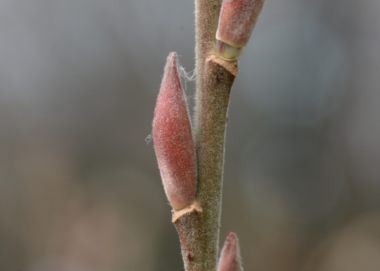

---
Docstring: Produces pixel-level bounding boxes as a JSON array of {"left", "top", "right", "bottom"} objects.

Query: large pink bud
[{"left": 152, "top": 52, "right": 197, "bottom": 211}]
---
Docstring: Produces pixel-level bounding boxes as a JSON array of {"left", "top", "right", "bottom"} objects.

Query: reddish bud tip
[
  {"left": 216, "top": 0, "right": 265, "bottom": 58},
  {"left": 152, "top": 52, "right": 197, "bottom": 211},
  {"left": 218, "top": 232, "right": 243, "bottom": 271}
]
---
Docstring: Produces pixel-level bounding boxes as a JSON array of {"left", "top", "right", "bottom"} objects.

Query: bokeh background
[{"left": 1, "top": 0, "right": 380, "bottom": 270}]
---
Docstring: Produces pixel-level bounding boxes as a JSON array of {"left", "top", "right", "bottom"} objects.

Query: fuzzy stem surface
[
  {"left": 173, "top": 1, "right": 239, "bottom": 270},
  {"left": 176, "top": 54, "right": 238, "bottom": 271},
  {"left": 194, "top": 0, "right": 222, "bottom": 129}
]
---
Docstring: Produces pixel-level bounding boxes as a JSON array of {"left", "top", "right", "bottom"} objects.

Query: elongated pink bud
[
  {"left": 218, "top": 232, "right": 243, "bottom": 271},
  {"left": 152, "top": 52, "right": 197, "bottom": 211},
  {"left": 216, "top": 0, "right": 265, "bottom": 60}
]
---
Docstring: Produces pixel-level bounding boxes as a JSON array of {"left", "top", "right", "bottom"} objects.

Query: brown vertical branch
[
  {"left": 192, "top": 2, "right": 227, "bottom": 270},
  {"left": 191, "top": 1, "right": 239, "bottom": 270},
  {"left": 180, "top": 1, "right": 239, "bottom": 270},
  {"left": 194, "top": 0, "right": 221, "bottom": 89},
  {"left": 194, "top": 0, "right": 222, "bottom": 131},
  {"left": 172, "top": 203, "right": 203, "bottom": 271},
  {"left": 174, "top": 55, "right": 238, "bottom": 271},
  {"left": 194, "top": 55, "right": 238, "bottom": 270}
]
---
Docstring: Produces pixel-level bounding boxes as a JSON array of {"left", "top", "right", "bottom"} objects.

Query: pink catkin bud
[
  {"left": 152, "top": 52, "right": 197, "bottom": 211},
  {"left": 216, "top": 0, "right": 265, "bottom": 60},
  {"left": 218, "top": 232, "right": 243, "bottom": 271}
]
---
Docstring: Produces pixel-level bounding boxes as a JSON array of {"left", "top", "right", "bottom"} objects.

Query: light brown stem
[
  {"left": 175, "top": 54, "right": 238, "bottom": 271},
  {"left": 173, "top": 203, "right": 203, "bottom": 271},
  {"left": 172, "top": 1, "right": 239, "bottom": 270},
  {"left": 194, "top": 0, "right": 222, "bottom": 129}
]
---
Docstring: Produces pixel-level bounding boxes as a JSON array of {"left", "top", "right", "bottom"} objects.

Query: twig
[
  {"left": 153, "top": 1, "right": 265, "bottom": 270},
  {"left": 175, "top": 55, "right": 238, "bottom": 271}
]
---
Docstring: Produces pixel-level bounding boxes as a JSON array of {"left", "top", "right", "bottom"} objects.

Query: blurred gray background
[{"left": 1, "top": 0, "right": 380, "bottom": 270}]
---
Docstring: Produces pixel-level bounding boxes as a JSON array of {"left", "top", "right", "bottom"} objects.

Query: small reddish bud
[
  {"left": 216, "top": 0, "right": 265, "bottom": 60},
  {"left": 152, "top": 52, "right": 197, "bottom": 211},
  {"left": 218, "top": 232, "right": 243, "bottom": 271}
]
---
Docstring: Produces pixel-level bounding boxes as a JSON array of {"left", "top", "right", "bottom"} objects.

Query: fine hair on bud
[
  {"left": 216, "top": 0, "right": 265, "bottom": 60},
  {"left": 152, "top": 52, "right": 197, "bottom": 211},
  {"left": 218, "top": 232, "right": 243, "bottom": 271}
]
